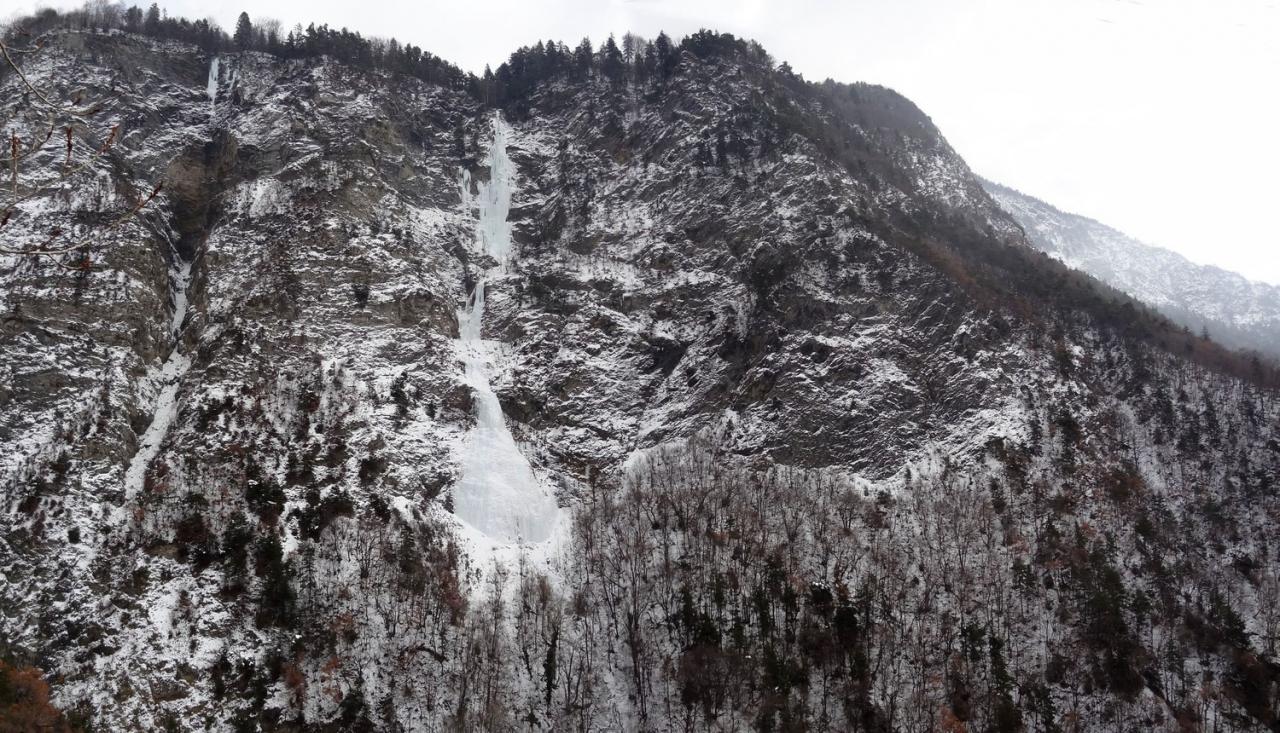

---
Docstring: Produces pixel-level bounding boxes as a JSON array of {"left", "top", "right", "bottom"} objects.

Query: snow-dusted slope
[
  {"left": 985, "top": 179, "right": 1280, "bottom": 357},
  {"left": 2, "top": 27, "right": 1279, "bottom": 733}
]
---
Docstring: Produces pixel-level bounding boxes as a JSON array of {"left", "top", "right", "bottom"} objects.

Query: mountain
[
  {"left": 985, "top": 179, "right": 1280, "bottom": 358},
  {"left": 2, "top": 14, "right": 1279, "bottom": 733}
]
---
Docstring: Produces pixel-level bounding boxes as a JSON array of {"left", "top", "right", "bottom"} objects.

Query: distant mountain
[{"left": 984, "top": 179, "right": 1280, "bottom": 358}]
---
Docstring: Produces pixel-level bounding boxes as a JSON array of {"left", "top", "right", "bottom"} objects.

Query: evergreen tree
[
  {"left": 654, "top": 31, "right": 675, "bottom": 78},
  {"left": 621, "top": 32, "right": 640, "bottom": 63},
  {"left": 545, "top": 39, "right": 564, "bottom": 74},
  {"left": 123, "top": 5, "right": 142, "bottom": 33},
  {"left": 573, "top": 37, "right": 593, "bottom": 79},
  {"left": 254, "top": 535, "right": 295, "bottom": 627},
  {"left": 637, "top": 43, "right": 656, "bottom": 82},
  {"left": 233, "top": 12, "right": 253, "bottom": 50},
  {"left": 600, "top": 34, "right": 625, "bottom": 81},
  {"left": 143, "top": 3, "right": 161, "bottom": 35}
]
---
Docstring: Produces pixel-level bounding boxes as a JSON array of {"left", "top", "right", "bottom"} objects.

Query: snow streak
[
  {"left": 122, "top": 260, "right": 193, "bottom": 504},
  {"left": 169, "top": 261, "right": 192, "bottom": 338},
  {"left": 121, "top": 354, "right": 190, "bottom": 501}
]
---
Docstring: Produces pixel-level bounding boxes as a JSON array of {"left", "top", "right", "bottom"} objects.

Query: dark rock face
[
  {"left": 481, "top": 54, "right": 1045, "bottom": 476},
  {"left": 2, "top": 28, "right": 1279, "bottom": 732},
  {"left": 164, "top": 129, "right": 238, "bottom": 259}
]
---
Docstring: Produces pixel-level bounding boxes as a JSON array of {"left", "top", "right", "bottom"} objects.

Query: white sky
[{"left": 9, "top": 0, "right": 1280, "bottom": 284}]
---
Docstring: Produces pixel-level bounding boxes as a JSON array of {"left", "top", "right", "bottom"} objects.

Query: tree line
[
  {"left": 9, "top": 4, "right": 470, "bottom": 91},
  {"left": 5, "top": 4, "right": 786, "bottom": 108}
]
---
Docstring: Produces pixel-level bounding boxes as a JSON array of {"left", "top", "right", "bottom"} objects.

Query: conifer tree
[
  {"left": 233, "top": 11, "right": 253, "bottom": 50},
  {"left": 573, "top": 37, "right": 593, "bottom": 79},
  {"left": 123, "top": 5, "right": 142, "bottom": 33},
  {"left": 654, "top": 31, "right": 675, "bottom": 78},
  {"left": 143, "top": 3, "right": 161, "bottom": 34},
  {"left": 601, "top": 35, "right": 625, "bottom": 81}
]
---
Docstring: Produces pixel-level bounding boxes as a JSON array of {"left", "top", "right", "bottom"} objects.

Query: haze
[{"left": 10, "top": 0, "right": 1279, "bottom": 284}]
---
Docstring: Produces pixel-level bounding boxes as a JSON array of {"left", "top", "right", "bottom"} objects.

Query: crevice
[
  {"left": 119, "top": 124, "right": 238, "bottom": 510},
  {"left": 164, "top": 129, "right": 239, "bottom": 261}
]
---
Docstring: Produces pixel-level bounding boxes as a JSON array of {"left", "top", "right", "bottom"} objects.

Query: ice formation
[
  {"left": 453, "top": 116, "right": 560, "bottom": 545},
  {"left": 206, "top": 56, "right": 219, "bottom": 114}
]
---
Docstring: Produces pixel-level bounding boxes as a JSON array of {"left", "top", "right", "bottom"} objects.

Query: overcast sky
[{"left": 10, "top": 0, "right": 1280, "bottom": 284}]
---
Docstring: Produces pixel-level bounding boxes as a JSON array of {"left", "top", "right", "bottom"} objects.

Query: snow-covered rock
[
  {"left": 2, "top": 27, "right": 1278, "bottom": 732},
  {"left": 986, "top": 179, "right": 1280, "bottom": 357}
]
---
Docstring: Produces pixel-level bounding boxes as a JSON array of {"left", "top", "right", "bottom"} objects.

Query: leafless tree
[{"left": 0, "top": 25, "right": 160, "bottom": 263}]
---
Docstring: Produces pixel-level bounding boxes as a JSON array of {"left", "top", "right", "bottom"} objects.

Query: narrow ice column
[
  {"left": 206, "top": 56, "right": 220, "bottom": 115},
  {"left": 170, "top": 262, "right": 192, "bottom": 338},
  {"left": 453, "top": 116, "right": 559, "bottom": 545},
  {"left": 475, "top": 119, "right": 514, "bottom": 264}
]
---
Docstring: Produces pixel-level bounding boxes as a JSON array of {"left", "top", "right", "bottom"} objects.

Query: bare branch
[
  {"left": 0, "top": 180, "right": 164, "bottom": 258},
  {"left": 0, "top": 32, "right": 158, "bottom": 260}
]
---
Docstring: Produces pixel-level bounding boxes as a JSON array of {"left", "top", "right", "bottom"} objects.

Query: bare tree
[{"left": 0, "top": 25, "right": 160, "bottom": 263}]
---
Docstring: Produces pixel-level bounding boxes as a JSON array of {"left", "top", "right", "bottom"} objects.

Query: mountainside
[
  {"left": 985, "top": 179, "right": 1280, "bottom": 358},
  {"left": 3, "top": 21, "right": 1280, "bottom": 733}
]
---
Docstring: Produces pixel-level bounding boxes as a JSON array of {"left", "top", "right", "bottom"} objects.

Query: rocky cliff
[{"left": 2, "top": 25, "right": 1279, "bottom": 732}]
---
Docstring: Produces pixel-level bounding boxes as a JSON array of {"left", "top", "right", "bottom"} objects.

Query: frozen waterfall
[
  {"left": 206, "top": 56, "right": 219, "bottom": 115},
  {"left": 453, "top": 116, "right": 560, "bottom": 546}
]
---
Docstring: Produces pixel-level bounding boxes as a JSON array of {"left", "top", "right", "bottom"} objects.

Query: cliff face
[
  {"left": 2, "top": 29, "right": 1279, "bottom": 732},
  {"left": 985, "top": 179, "right": 1280, "bottom": 358}
]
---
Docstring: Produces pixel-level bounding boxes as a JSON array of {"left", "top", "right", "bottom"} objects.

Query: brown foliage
[
  {"left": 0, "top": 660, "right": 71, "bottom": 733},
  {"left": 939, "top": 705, "right": 969, "bottom": 733}
]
